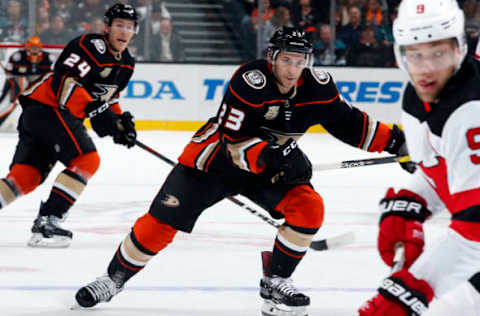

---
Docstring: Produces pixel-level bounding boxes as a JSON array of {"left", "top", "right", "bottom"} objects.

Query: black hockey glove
[
  {"left": 259, "top": 139, "right": 312, "bottom": 184},
  {"left": 88, "top": 108, "right": 119, "bottom": 138},
  {"left": 113, "top": 111, "right": 137, "bottom": 148},
  {"left": 384, "top": 125, "right": 416, "bottom": 174}
]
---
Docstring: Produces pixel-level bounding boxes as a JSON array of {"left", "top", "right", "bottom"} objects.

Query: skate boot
[
  {"left": 260, "top": 251, "right": 309, "bottom": 316},
  {"left": 75, "top": 274, "right": 124, "bottom": 308},
  {"left": 27, "top": 204, "right": 72, "bottom": 248}
]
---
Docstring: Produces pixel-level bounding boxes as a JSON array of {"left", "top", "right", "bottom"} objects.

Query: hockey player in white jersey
[
  {"left": 476, "top": 38, "right": 480, "bottom": 61},
  {"left": 358, "top": 0, "right": 480, "bottom": 315}
]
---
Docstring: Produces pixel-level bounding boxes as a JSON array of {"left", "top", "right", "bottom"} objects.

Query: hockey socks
[
  {"left": 41, "top": 169, "right": 87, "bottom": 218},
  {"left": 107, "top": 214, "right": 178, "bottom": 286},
  {"left": 270, "top": 225, "right": 316, "bottom": 277}
]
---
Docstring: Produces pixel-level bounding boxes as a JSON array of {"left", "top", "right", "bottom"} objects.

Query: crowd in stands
[
  {"left": 0, "top": 0, "right": 479, "bottom": 66},
  {"left": 229, "top": 0, "right": 480, "bottom": 67},
  {"left": 0, "top": 0, "right": 185, "bottom": 63}
]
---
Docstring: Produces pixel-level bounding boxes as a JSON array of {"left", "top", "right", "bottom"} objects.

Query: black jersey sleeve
[{"left": 307, "top": 69, "right": 392, "bottom": 152}]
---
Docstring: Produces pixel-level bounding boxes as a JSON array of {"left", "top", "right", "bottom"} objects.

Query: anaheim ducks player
[
  {"left": 0, "top": 35, "right": 54, "bottom": 128},
  {"left": 75, "top": 26, "right": 408, "bottom": 316},
  {"left": 359, "top": 1, "right": 480, "bottom": 315},
  {"left": 0, "top": 3, "right": 138, "bottom": 248}
]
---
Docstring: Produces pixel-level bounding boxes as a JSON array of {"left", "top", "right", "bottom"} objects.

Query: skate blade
[
  {"left": 261, "top": 300, "right": 308, "bottom": 316},
  {"left": 27, "top": 233, "right": 71, "bottom": 248}
]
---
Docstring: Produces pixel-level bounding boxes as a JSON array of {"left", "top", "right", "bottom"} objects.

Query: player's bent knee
[
  {"left": 68, "top": 151, "right": 100, "bottom": 179},
  {"left": 276, "top": 185, "right": 324, "bottom": 229},
  {"left": 7, "top": 164, "right": 42, "bottom": 195},
  {"left": 132, "top": 213, "right": 178, "bottom": 254}
]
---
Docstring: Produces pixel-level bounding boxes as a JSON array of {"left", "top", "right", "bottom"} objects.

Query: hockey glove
[
  {"left": 88, "top": 108, "right": 119, "bottom": 138},
  {"left": 113, "top": 112, "right": 136, "bottom": 148},
  {"left": 259, "top": 139, "right": 312, "bottom": 184},
  {"left": 378, "top": 188, "right": 431, "bottom": 269},
  {"left": 358, "top": 269, "right": 434, "bottom": 316},
  {"left": 384, "top": 125, "right": 416, "bottom": 173}
]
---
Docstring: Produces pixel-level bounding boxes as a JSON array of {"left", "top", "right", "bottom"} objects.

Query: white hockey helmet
[{"left": 393, "top": 0, "right": 467, "bottom": 72}]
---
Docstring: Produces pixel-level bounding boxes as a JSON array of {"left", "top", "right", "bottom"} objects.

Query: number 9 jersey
[
  {"left": 19, "top": 33, "right": 135, "bottom": 118},
  {"left": 402, "top": 56, "right": 480, "bottom": 242}
]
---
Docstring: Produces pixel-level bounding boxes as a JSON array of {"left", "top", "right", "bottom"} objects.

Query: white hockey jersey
[{"left": 402, "top": 57, "right": 480, "bottom": 242}]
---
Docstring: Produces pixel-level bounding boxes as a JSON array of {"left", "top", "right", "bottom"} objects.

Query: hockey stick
[
  {"left": 134, "top": 139, "right": 355, "bottom": 251},
  {"left": 312, "top": 155, "right": 410, "bottom": 172},
  {"left": 392, "top": 243, "right": 406, "bottom": 273}
]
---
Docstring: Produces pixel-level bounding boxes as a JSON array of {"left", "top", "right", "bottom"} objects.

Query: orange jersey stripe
[
  {"left": 295, "top": 94, "right": 339, "bottom": 107},
  {"left": 52, "top": 108, "right": 83, "bottom": 154},
  {"left": 368, "top": 122, "right": 391, "bottom": 153}
]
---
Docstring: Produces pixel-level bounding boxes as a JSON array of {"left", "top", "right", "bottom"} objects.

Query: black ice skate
[
  {"left": 260, "top": 251, "right": 309, "bottom": 316},
  {"left": 75, "top": 274, "right": 124, "bottom": 308},
  {"left": 27, "top": 204, "right": 72, "bottom": 248}
]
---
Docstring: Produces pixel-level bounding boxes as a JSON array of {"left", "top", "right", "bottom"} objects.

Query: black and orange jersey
[
  {"left": 19, "top": 33, "right": 135, "bottom": 119},
  {"left": 178, "top": 59, "right": 393, "bottom": 174},
  {"left": 4, "top": 49, "right": 53, "bottom": 84},
  {"left": 0, "top": 49, "right": 53, "bottom": 104}
]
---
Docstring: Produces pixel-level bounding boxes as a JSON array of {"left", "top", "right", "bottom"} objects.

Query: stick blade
[{"left": 309, "top": 231, "right": 355, "bottom": 251}]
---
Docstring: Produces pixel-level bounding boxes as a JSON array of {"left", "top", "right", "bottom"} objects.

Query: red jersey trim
[
  {"left": 295, "top": 94, "right": 340, "bottom": 107},
  {"left": 78, "top": 34, "right": 134, "bottom": 70},
  {"left": 451, "top": 187, "right": 480, "bottom": 214}
]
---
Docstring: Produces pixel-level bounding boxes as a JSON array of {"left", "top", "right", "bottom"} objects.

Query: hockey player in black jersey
[
  {"left": 75, "top": 26, "right": 408, "bottom": 315},
  {"left": 0, "top": 3, "right": 138, "bottom": 248},
  {"left": 359, "top": 1, "right": 480, "bottom": 315},
  {"left": 0, "top": 35, "right": 53, "bottom": 129}
]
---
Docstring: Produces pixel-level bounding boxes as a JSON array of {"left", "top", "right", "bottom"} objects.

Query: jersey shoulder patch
[
  {"left": 242, "top": 69, "right": 267, "bottom": 90},
  {"left": 311, "top": 69, "right": 331, "bottom": 85},
  {"left": 90, "top": 38, "right": 107, "bottom": 54}
]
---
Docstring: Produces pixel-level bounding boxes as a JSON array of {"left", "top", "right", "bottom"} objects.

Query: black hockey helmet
[
  {"left": 268, "top": 26, "right": 314, "bottom": 66},
  {"left": 104, "top": 3, "right": 138, "bottom": 33}
]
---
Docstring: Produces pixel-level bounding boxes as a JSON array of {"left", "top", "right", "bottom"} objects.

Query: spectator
[
  {"left": 463, "top": 0, "right": 480, "bottom": 26},
  {"left": 35, "top": 5, "right": 50, "bottom": 35},
  {"left": 346, "top": 25, "right": 393, "bottom": 67},
  {"left": 291, "top": 0, "right": 322, "bottom": 33},
  {"left": 251, "top": 0, "right": 275, "bottom": 25},
  {"left": 39, "top": 15, "right": 78, "bottom": 45},
  {"left": 74, "top": 0, "right": 111, "bottom": 33},
  {"left": 50, "top": 0, "right": 75, "bottom": 28},
  {"left": 151, "top": 17, "right": 185, "bottom": 62},
  {"left": 338, "top": 5, "right": 363, "bottom": 47},
  {"left": 265, "top": 5, "right": 293, "bottom": 40},
  {"left": 89, "top": 16, "right": 105, "bottom": 34},
  {"left": 313, "top": 24, "right": 346, "bottom": 66},
  {"left": 240, "top": 9, "right": 273, "bottom": 60},
  {"left": 339, "top": 0, "right": 361, "bottom": 26},
  {"left": 364, "top": 0, "right": 384, "bottom": 26},
  {"left": 0, "top": 1, "right": 27, "bottom": 43},
  {"left": 376, "top": 5, "right": 398, "bottom": 46}
]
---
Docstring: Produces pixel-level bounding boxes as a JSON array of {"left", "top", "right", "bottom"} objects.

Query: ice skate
[
  {"left": 27, "top": 212, "right": 72, "bottom": 248},
  {"left": 260, "top": 275, "right": 309, "bottom": 316},
  {"left": 260, "top": 251, "right": 309, "bottom": 316},
  {"left": 75, "top": 274, "right": 123, "bottom": 308}
]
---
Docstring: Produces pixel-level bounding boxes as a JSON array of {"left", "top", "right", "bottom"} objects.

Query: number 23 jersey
[{"left": 20, "top": 33, "right": 134, "bottom": 118}]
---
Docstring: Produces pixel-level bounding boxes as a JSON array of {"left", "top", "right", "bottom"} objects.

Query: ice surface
[{"left": 0, "top": 131, "right": 449, "bottom": 315}]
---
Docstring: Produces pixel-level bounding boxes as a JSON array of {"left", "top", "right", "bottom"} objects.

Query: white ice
[{"left": 0, "top": 131, "right": 450, "bottom": 316}]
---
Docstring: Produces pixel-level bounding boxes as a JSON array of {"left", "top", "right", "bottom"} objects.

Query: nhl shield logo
[
  {"left": 91, "top": 39, "right": 106, "bottom": 54},
  {"left": 264, "top": 106, "right": 280, "bottom": 120},
  {"left": 243, "top": 70, "right": 266, "bottom": 89}
]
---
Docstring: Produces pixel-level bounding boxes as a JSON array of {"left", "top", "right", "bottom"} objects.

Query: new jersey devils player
[{"left": 359, "top": 1, "right": 480, "bottom": 315}]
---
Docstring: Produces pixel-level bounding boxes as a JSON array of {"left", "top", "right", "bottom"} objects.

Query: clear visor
[
  {"left": 272, "top": 50, "right": 313, "bottom": 69},
  {"left": 399, "top": 40, "right": 462, "bottom": 75}
]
